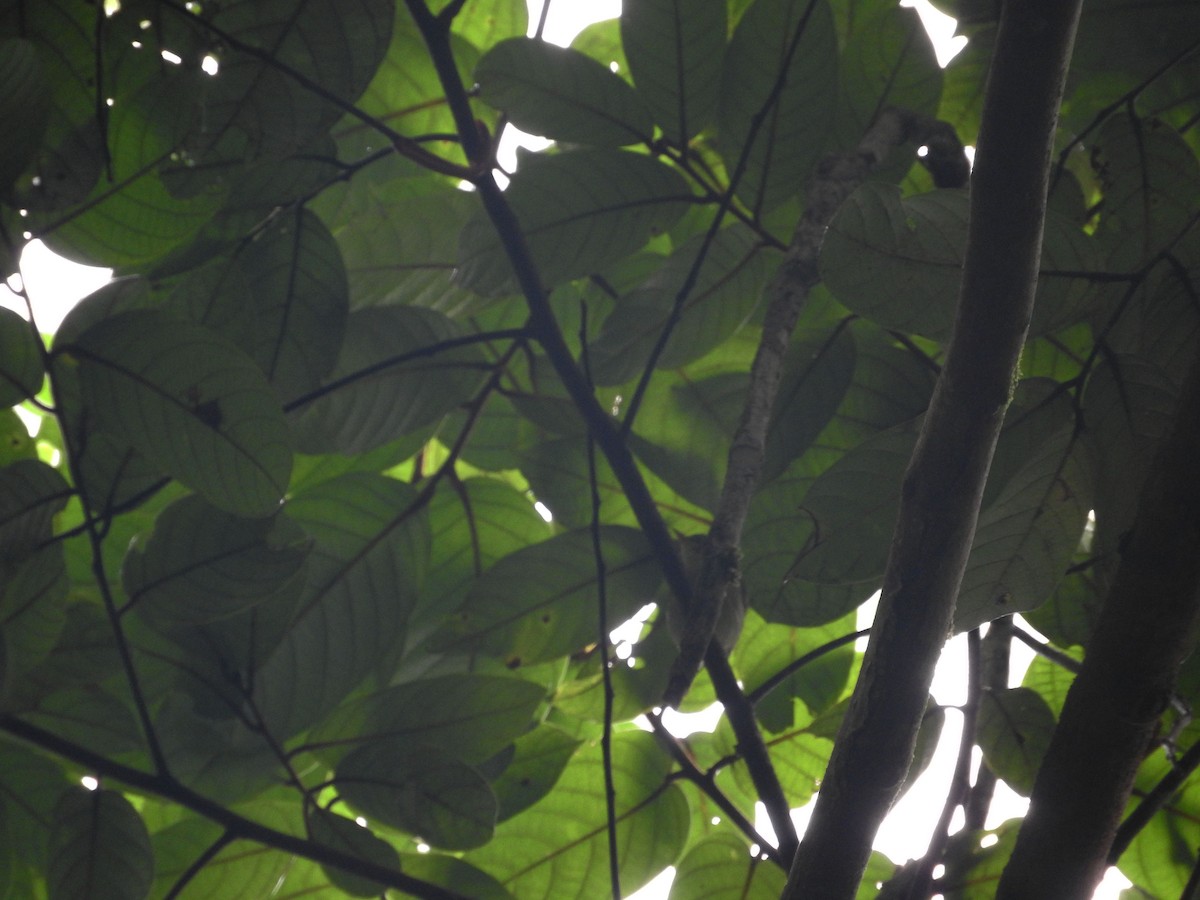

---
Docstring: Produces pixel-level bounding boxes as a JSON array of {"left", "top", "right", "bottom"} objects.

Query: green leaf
[
  {"left": 451, "top": 0, "right": 528, "bottom": 47},
  {"left": 476, "top": 38, "right": 653, "bottom": 146},
  {"left": 820, "top": 184, "right": 1099, "bottom": 341},
  {"left": 438, "top": 526, "right": 663, "bottom": 667},
  {"left": 976, "top": 687, "right": 1057, "bottom": 797},
  {"left": 457, "top": 148, "right": 692, "bottom": 296},
  {"left": 307, "top": 808, "right": 401, "bottom": 898},
  {"left": 23, "top": 686, "right": 143, "bottom": 756},
  {"left": 0, "top": 459, "right": 71, "bottom": 561},
  {"left": 0, "top": 308, "right": 44, "bottom": 409},
  {"left": 588, "top": 223, "right": 774, "bottom": 384},
  {"left": 336, "top": 740, "right": 497, "bottom": 849},
  {"left": 717, "top": 0, "right": 838, "bottom": 212},
  {"left": 151, "top": 814, "right": 288, "bottom": 900},
  {"left": 669, "top": 833, "right": 786, "bottom": 899},
  {"left": 123, "top": 495, "right": 310, "bottom": 627},
  {"left": 67, "top": 310, "right": 292, "bottom": 517},
  {"left": 0, "top": 743, "right": 70, "bottom": 868},
  {"left": 399, "top": 853, "right": 514, "bottom": 900},
  {"left": 489, "top": 725, "right": 580, "bottom": 822},
  {"left": 173, "top": 208, "right": 349, "bottom": 399},
  {"left": 0, "top": 544, "right": 68, "bottom": 683},
  {"left": 0, "top": 38, "right": 50, "bottom": 188},
  {"left": 288, "top": 306, "right": 484, "bottom": 454},
  {"left": 466, "top": 731, "right": 688, "bottom": 898},
  {"left": 620, "top": 0, "right": 726, "bottom": 144},
  {"left": 253, "top": 472, "right": 429, "bottom": 737},
  {"left": 955, "top": 428, "right": 1093, "bottom": 632},
  {"left": 48, "top": 787, "right": 154, "bottom": 900},
  {"left": 307, "top": 674, "right": 546, "bottom": 767}
]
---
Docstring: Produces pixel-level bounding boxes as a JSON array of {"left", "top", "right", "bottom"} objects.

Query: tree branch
[
  {"left": 784, "top": 1, "right": 1084, "bottom": 895},
  {"left": 997, "top": 343, "right": 1200, "bottom": 898}
]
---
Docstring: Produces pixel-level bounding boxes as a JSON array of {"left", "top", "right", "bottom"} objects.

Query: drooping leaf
[
  {"left": 620, "top": 0, "right": 726, "bottom": 145},
  {"left": 438, "top": 526, "right": 663, "bottom": 667},
  {"left": 475, "top": 38, "right": 653, "bottom": 146},
  {"left": 336, "top": 739, "right": 498, "bottom": 849},
  {"left": 457, "top": 148, "right": 692, "bottom": 296},
  {"left": 47, "top": 787, "right": 154, "bottom": 900},
  {"left": 123, "top": 494, "right": 310, "bottom": 627},
  {"left": 717, "top": 0, "right": 838, "bottom": 212}
]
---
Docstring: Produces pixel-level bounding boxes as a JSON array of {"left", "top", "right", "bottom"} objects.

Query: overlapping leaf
[
  {"left": 67, "top": 310, "right": 292, "bottom": 517},
  {"left": 670, "top": 833, "right": 786, "bottom": 900},
  {"left": 476, "top": 38, "right": 653, "bottom": 145},
  {"left": 457, "top": 148, "right": 692, "bottom": 296},
  {"left": 718, "top": 0, "right": 838, "bottom": 212},
  {"left": 620, "top": 0, "right": 726, "bottom": 144},
  {"left": 47, "top": 787, "right": 153, "bottom": 900}
]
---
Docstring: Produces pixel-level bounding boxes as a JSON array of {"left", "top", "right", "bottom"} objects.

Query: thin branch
[
  {"left": 1109, "top": 737, "right": 1200, "bottom": 863},
  {"left": 1011, "top": 624, "right": 1082, "bottom": 673},
  {"left": 0, "top": 715, "right": 470, "bottom": 900},
  {"left": 748, "top": 629, "right": 869, "bottom": 706},
  {"left": 401, "top": 0, "right": 808, "bottom": 861},
  {"left": 162, "top": 831, "right": 234, "bottom": 900}
]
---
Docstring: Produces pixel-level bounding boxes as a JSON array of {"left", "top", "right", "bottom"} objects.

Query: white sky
[{"left": 0, "top": 2, "right": 1129, "bottom": 896}]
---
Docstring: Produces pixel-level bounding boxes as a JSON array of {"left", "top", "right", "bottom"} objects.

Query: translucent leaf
[
  {"left": 438, "top": 526, "right": 663, "bottom": 667},
  {"left": 451, "top": 0, "right": 528, "bottom": 47},
  {"left": 151, "top": 814, "right": 288, "bottom": 900},
  {"left": 489, "top": 725, "right": 580, "bottom": 822},
  {"left": 253, "top": 472, "right": 429, "bottom": 737},
  {"left": 308, "top": 674, "right": 546, "bottom": 767},
  {"left": 457, "top": 148, "right": 692, "bottom": 296},
  {"left": 288, "top": 306, "right": 484, "bottom": 454},
  {"left": 399, "top": 853, "right": 514, "bottom": 900},
  {"left": 0, "top": 38, "right": 50, "bottom": 187},
  {"left": 588, "top": 224, "right": 774, "bottom": 384},
  {"left": 174, "top": 209, "right": 349, "bottom": 399},
  {"left": 475, "top": 38, "right": 653, "bottom": 145},
  {"left": 820, "top": 184, "right": 1100, "bottom": 340},
  {"left": 67, "top": 310, "right": 292, "bottom": 517},
  {"left": 465, "top": 731, "right": 688, "bottom": 898},
  {"left": 23, "top": 687, "right": 143, "bottom": 757},
  {"left": 976, "top": 687, "right": 1057, "bottom": 797},
  {"left": 0, "top": 307, "right": 43, "bottom": 409},
  {"left": 123, "top": 494, "right": 310, "bottom": 627},
  {"left": 669, "top": 833, "right": 785, "bottom": 899},
  {"left": 0, "top": 459, "right": 71, "bottom": 560},
  {"left": 47, "top": 787, "right": 154, "bottom": 900},
  {"left": 307, "top": 808, "right": 401, "bottom": 898},
  {"left": 336, "top": 740, "right": 497, "bottom": 849},
  {"left": 621, "top": 0, "right": 726, "bottom": 145},
  {"left": 717, "top": 0, "right": 838, "bottom": 212},
  {"left": 955, "top": 428, "right": 1093, "bottom": 632}
]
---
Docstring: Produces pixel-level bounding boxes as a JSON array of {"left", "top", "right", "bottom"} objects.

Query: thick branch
[
  {"left": 997, "top": 353, "right": 1200, "bottom": 897},
  {"left": 783, "top": 2, "right": 1083, "bottom": 896}
]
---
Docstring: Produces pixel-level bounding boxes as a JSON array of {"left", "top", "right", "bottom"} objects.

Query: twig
[{"left": 747, "top": 629, "right": 870, "bottom": 706}]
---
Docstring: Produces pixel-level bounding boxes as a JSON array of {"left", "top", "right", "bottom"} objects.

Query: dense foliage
[{"left": 0, "top": 0, "right": 1198, "bottom": 897}]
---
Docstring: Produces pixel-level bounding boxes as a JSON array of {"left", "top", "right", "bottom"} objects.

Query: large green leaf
[
  {"left": 288, "top": 306, "right": 484, "bottom": 454},
  {"left": 489, "top": 725, "right": 580, "bottom": 822},
  {"left": 955, "top": 428, "right": 1093, "bottom": 632},
  {"left": 0, "top": 459, "right": 71, "bottom": 561},
  {"left": 820, "top": 184, "right": 1100, "bottom": 340},
  {"left": 173, "top": 208, "right": 349, "bottom": 399},
  {"left": 0, "top": 38, "right": 50, "bottom": 188},
  {"left": 669, "top": 833, "right": 786, "bottom": 899},
  {"left": 437, "top": 526, "right": 663, "bottom": 667},
  {"left": 588, "top": 223, "right": 774, "bottom": 384},
  {"left": 717, "top": 0, "right": 838, "bottom": 212},
  {"left": 123, "top": 495, "right": 310, "bottom": 627},
  {"left": 466, "top": 731, "right": 689, "bottom": 898},
  {"left": 306, "top": 673, "right": 546, "bottom": 767},
  {"left": 976, "top": 687, "right": 1057, "bottom": 797},
  {"left": 457, "top": 148, "right": 692, "bottom": 296},
  {"left": 252, "top": 472, "right": 428, "bottom": 737},
  {"left": 307, "top": 808, "right": 401, "bottom": 898},
  {"left": 0, "top": 544, "right": 68, "bottom": 686},
  {"left": 47, "top": 787, "right": 154, "bottom": 900},
  {"left": 475, "top": 38, "right": 653, "bottom": 146},
  {"left": 620, "top": 0, "right": 726, "bottom": 145},
  {"left": 67, "top": 310, "right": 292, "bottom": 517},
  {"left": 336, "top": 739, "right": 497, "bottom": 849}
]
